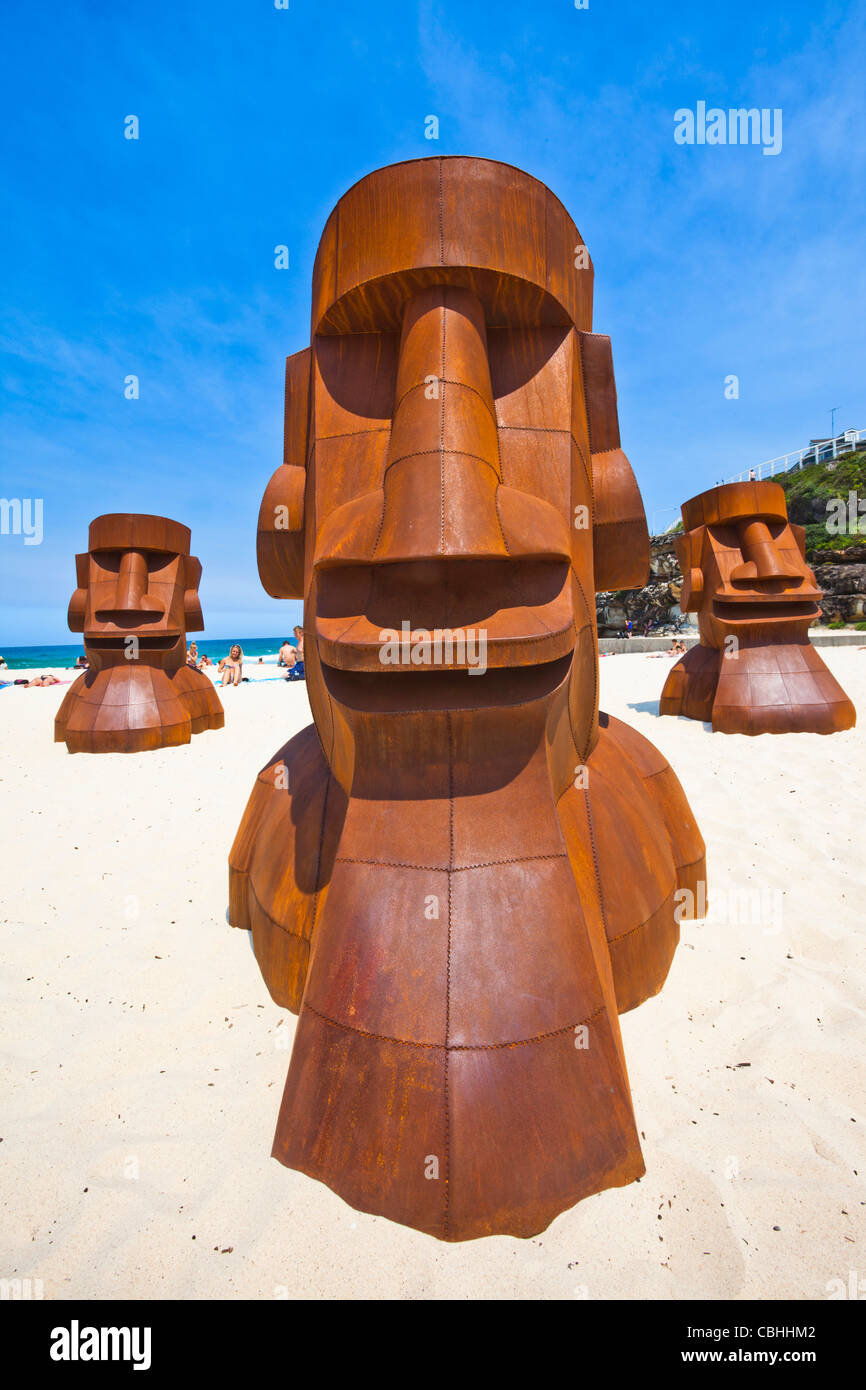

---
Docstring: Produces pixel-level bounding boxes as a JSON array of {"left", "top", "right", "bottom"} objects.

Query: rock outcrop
[{"left": 595, "top": 533, "right": 866, "bottom": 633}]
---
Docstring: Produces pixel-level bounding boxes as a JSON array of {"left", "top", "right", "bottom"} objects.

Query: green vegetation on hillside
[
  {"left": 653, "top": 449, "right": 865, "bottom": 551},
  {"left": 778, "top": 448, "right": 866, "bottom": 553}
]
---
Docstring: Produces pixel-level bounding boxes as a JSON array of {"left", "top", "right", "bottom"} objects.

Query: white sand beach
[{"left": 1, "top": 649, "right": 864, "bottom": 1300}]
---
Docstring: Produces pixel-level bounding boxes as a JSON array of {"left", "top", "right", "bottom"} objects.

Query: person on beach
[
  {"left": 285, "top": 625, "right": 305, "bottom": 681},
  {"left": 25, "top": 673, "right": 60, "bottom": 686},
  {"left": 647, "top": 639, "right": 687, "bottom": 659},
  {"left": 73, "top": 654, "right": 88, "bottom": 669},
  {"left": 199, "top": 653, "right": 213, "bottom": 668},
  {"left": 0, "top": 656, "right": 7, "bottom": 669},
  {"left": 187, "top": 642, "right": 200, "bottom": 669},
  {"left": 278, "top": 639, "right": 294, "bottom": 667},
  {"left": 219, "top": 644, "right": 243, "bottom": 686}
]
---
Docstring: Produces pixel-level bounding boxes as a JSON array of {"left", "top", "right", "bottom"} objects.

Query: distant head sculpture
[
  {"left": 660, "top": 481, "right": 856, "bottom": 734},
  {"left": 228, "top": 157, "right": 707, "bottom": 1240},
  {"left": 54, "top": 514, "right": 224, "bottom": 753}
]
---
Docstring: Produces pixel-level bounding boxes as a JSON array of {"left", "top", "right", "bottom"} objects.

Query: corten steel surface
[
  {"left": 55, "top": 514, "right": 224, "bottom": 753},
  {"left": 660, "top": 482, "right": 857, "bottom": 735},
  {"left": 229, "top": 157, "right": 707, "bottom": 1241}
]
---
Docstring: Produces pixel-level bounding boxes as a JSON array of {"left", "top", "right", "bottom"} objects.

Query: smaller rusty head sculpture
[
  {"left": 55, "top": 514, "right": 224, "bottom": 753},
  {"left": 660, "top": 481, "right": 856, "bottom": 734}
]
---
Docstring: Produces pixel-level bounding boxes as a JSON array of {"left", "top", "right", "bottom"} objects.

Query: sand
[{"left": 1, "top": 649, "right": 864, "bottom": 1300}]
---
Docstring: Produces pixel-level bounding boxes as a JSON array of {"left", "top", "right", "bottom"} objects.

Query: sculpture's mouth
[
  {"left": 314, "top": 558, "right": 574, "bottom": 675},
  {"left": 321, "top": 652, "right": 572, "bottom": 713},
  {"left": 84, "top": 633, "right": 183, "bottom": 652},
  {"left": 711, "top": 594, "right": 821, "bottom": 624}
]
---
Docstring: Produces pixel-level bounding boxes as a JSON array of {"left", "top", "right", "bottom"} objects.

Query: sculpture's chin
[{"left": 320, "top": 653, "right": 572, "bottom": 713}]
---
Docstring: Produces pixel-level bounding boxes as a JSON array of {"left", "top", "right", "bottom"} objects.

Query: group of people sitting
[
  {"left": 182, "top": 629, "right": 305, "bottom": 686},
  {"left": 186, "top": 642, "right": 215, "bottom": 671},
  {"left": 186, "top": 641, "right": 243, "bottom": 686},
  {"left": 646, "top": 639, "right": 688, "bottom": 659},
  {"left": 3, "top": 632, "right": 309, "bottom": 691}
]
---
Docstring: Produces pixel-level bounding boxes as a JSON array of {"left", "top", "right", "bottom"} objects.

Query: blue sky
[{"left": 1, "top": 0, "right": 864, "bottom": 645}]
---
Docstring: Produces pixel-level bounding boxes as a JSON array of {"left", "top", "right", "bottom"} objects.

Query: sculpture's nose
[
  {"left": 374, "top": 284, "right": 508, "bottom": 560},
  {"left": 730, "top": 519, "right": 802, "bottom": 585},
  {"left": 314, "top": 284, "right": 574, "bottom": 671},
  {"left": 97, "top": 550, "right": 163, "bottom": 621}
]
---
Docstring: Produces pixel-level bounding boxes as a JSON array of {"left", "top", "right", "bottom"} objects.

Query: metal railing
[
  {"left": 649, "top": 429, "right": 865, "bottom": 536},
  {"left": 723, "top": 428, "right": 865, "bottom": 486}
]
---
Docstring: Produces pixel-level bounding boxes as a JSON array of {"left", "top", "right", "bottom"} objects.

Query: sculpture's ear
[
  {"left": 674, "top": 528, "right": 705, "bottom": 611},
  {"left": 579, "top": 332, "right": 650, "bottom": 591},
  {"left": 67, "top": 554, "right": 89, "bottom": 632},
  {"left": 258, "top": 348, "right": 311, "bottom": 599},
  {"left": 183, "top": 555, "right": 205, "bottom": 631},
  {"left": 789, "top": 522, "right": 807, "bottom": 559}
]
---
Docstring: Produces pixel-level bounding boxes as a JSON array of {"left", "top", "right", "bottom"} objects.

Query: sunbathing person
[
  {"left": 26, "top": 673, "right": 60, "bottom": 686},
  {"left": 218, "top": 644, "right": 243, "bottom": 686},
  {"left": 647, "top": 639, "right": 688, "bottom": 659}
]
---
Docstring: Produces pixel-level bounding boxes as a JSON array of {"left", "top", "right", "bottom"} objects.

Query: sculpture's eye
[
  {"left": 142, "top": 550, "right": 177, "bottom": 574},
  {"left": 89, "top": 547, "right": 176, "bottom": 574},
  {"left": 90, "top": 548, "right": 124, "bottom": 573}
]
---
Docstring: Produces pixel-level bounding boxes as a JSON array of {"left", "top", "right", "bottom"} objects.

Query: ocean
[{"left": 0, "top": 636, "right": 292, "bottom": 672}]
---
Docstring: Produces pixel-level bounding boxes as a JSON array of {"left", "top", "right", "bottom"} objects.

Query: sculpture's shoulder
[
  {"left": 555, "top": 711, "right": 706, "bottom": 1013},
  {"left": 659, "top": 644, "right": 720, "bottom": 721},
  {"left": 171, "top": 663, "right": 224, "bottom": 729},
  {"left": 228, "top": 724, "right": 347, "bottom": 1011}
]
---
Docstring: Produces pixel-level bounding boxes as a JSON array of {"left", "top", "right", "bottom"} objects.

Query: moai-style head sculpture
[
  {"left": 660, "top": 481, "right": 856, "bottom": 734},
  {"left": 229, "top": 158, "right": 707, "bottom": 1241},
  {"left": 256, "top": 156, "right": 649, "bottom": 771},
  {"left": 55, "top": 514, "right": 224, "bottom": 752}
]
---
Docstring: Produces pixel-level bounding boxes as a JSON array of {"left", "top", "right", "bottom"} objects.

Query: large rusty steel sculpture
[
  {"left": 660, "top": 481, "right": 856, "bottom": 735},
  {"left": 229, "top": 158, "right": 707, "bottom": 1240},
  {"left": 55, "top": 514, "right": 224, "bottom": 753}
]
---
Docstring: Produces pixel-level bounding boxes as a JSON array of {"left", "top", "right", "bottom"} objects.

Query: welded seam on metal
[
  {"left": 383, "top": 449, "right": 502, "bottom": 487},
  {"left": 439, "top": 293, "right": 447, "bottom": 555},
  {"left": 335, "top": 851, "right": 568, "bottom": 872},
  {"left": 444, "top": 706, "right": 454, "bottom": 1236},
  {"left": 302, "top": 1000, "right": 606, "bottom": 1053},
  {"left": 392, "top": 377, "right": 496, "bottom": 423}
]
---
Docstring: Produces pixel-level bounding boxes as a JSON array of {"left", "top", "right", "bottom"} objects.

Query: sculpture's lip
[
  {"left": 320, "top": 653, "right": 572, "bottom": 713},
  {"left": 84, "top": 633, "right": 183, "bottom": 651},
  {"left": 711, "top": 597, "right": 821, "bottom": 622},
  {"left": 315, "top": 619, "right": 575, "bottom": 673},
  {"left": 314, "top": 557, "right": 574, "bottom": 672}
]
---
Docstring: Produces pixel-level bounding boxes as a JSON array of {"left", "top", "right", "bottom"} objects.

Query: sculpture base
[
  {"left": 660, "top": 641, "right": 856, "bottom": 735},
  {"left": 54, "top": 664, "right": 224, "bottom": 753},
  {"left": 228, "top": 712, "right": 706, "bottom": 1240}
]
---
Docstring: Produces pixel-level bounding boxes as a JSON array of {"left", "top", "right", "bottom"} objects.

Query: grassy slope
[
  {"left": 663, "top": 450, "right": 866, "bottom": 549},
  {"left": 778, "top": 448, "right": 866, "bottom": 554}
]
